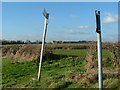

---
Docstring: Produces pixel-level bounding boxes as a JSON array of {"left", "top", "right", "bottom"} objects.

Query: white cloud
[
  {"left": 103, "top": 12, "right": 118, "bottom": 23},
  {"left": 50, "top": 15, "right": 56, "bottom": 20},
  {"left": 79, "top": 25, "right": 90, "bottom": 29},
  {"left": 64, "top": 25, "right": 92, "bottom": 35},
  {"left": 2, "top": 33, "right": 42, "bottom": 41},
  {"left": 70, "top": 14, "right": 79, "bottom": 18},
  {"left": 102, "top": 33, "right": 118, "bottom": 42},
  {"left": 65, "top": 29, "right": 88, "bottom": 35}
]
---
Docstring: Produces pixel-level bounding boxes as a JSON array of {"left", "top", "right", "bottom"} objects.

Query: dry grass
[
  {"left": 2, "top": 45, "right": 41, "bottom": 61},
  {"left": 84, "top": 43, "right": 97, "bottom": 70}
]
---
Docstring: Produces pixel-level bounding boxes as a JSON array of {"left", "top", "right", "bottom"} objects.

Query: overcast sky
[{"left": 2, "top": 2, "right": 118, "bottom": 42}]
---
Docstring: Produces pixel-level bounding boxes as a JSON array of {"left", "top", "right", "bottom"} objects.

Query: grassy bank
[
  {"left": 2, "top": 43, "right": 119, "bottom": 89},
  {"left": 2, "top": 56, "right": 119, "bottom": 89}
]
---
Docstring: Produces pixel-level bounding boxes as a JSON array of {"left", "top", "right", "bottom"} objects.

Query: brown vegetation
[
  {"left": 85, "top": 43, "right": 97, "bottom": 70},
  {"left": 1, "top": 43, "right": 89, "bottom": 61},
  {"left": 2, "top": 45, "right": 41, "bottom": 61},
  {"left": 106, "top": 43, "right": 120, "bottom": 67},
  {"left": 1, "top": 42, "right": 119, "bottom": 62}
]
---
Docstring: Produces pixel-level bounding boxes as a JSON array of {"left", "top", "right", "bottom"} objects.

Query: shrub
[
  {"left": 35, "top": 47, "right": 54, "bottom": 66},
  {"left": 107, "top": 43, "right": 119, "bottom": 67},
  {"left": 85, "top": 44, "right": 97, "bottom": 70}
]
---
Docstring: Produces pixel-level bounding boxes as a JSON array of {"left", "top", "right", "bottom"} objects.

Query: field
[{"left": 1, "top": 43, "right": 120, "bottom": 89}]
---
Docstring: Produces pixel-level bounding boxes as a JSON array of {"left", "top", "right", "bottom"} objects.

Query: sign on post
[
  {"left": 95, "top": 10, "right": 103, "bottom": 89},
  {"left": 38, "top": 9, "right": 49, "bottom": 81}
]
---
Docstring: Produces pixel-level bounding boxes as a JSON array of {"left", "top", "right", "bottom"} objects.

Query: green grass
[
  {"left": 102, "top": 49, "right": 111, "bottom": 59},
  {"left": 2, "top": 49, "right": 118, "bottom": 89},
  {"left": 2, "top": 56, "right": 119, "bottom": 89},
  {"left": 53, "top": 49, "right": 86, "bottom": 57},
  {"left": 2, "top": 57, "right": 88, "bottom": 88},
  {"left": 54, "top": 49, "right": 111, "bottom": 59},
  {"left": 2, "top": 58, "right": 38, "bottom": 87}
]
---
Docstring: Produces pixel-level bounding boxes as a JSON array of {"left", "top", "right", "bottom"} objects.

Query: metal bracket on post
[
  {"left": 38, "top": 9, "right": 49, "bottom": 81},
  {"left": 95, "top": 10, "right": 103, "bottom": 90}
]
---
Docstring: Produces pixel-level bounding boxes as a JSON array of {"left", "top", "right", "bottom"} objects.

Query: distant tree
[
  {"left": 35, "top": 40, "right": 41, "bottom": 44},
  {"left": 0, "top": 40, "right": 2, "bottom": 45},
  {"left": 25, "top": 40, "right": 31, "bottom": 44},
  {"left": 2, "top": 40, "right": 10, "bottom": 44},
  {"left": 11, "top": 40, "right": 17, "bottom": 44},
  {"left": 16, "top": 40, "right": 24, "bottom": 44}
]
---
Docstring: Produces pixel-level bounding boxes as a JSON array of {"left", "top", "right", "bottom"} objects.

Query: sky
[
  {"left": 1, "top": 0, "right": 119, "bottom": 2},
  {"left": 2, "top": 2, "right": 118, "bottom": 42}
]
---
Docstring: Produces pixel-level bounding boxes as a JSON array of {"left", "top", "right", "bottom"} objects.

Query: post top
[
  {"left": 43, "top": 9, "right": 49, "bottom": 19},
  {"left": 95, "top": 10, "right": 101, "bottom": 33},
  {"left": 95, "top": 10, "right": 100, "bottom": 15}
]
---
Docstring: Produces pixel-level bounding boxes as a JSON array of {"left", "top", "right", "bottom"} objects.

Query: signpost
[
  {"left": 95, "top": 10, "right": 103, "bottom": 89},
  {"left": 38, "top": 9, "right": 49, "bottom": 81}
]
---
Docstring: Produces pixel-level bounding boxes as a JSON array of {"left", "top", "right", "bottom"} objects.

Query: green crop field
[
  {"left": 53, "top": 49, "right": 111, "bottom": 59},
  {"left": 54, "top": 49, "right": 87, "bottom": 57},
  {"left": 2, "top": 48, "right": 119, "bottom": 89}
]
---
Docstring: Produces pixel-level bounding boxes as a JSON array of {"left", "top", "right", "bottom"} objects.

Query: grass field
[
  {"left": 54, "top": 49, "right": 111, "bottom": 59},
  {"left": 2, "top": 48, "right": 119, "bottom": 89}
]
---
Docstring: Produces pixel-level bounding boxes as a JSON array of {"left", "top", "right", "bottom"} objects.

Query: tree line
[
  {"left": 1, "top": 40, "right": 42, "bottom": 45},
  {"left": 1, "top": 40, "right": 97, "bottom": 45}
]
